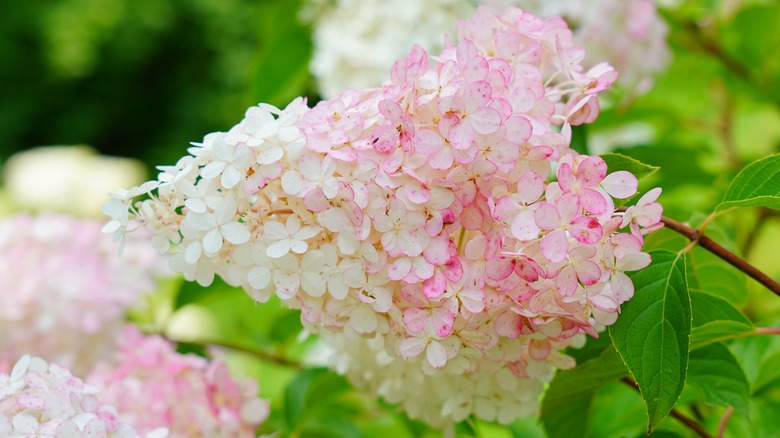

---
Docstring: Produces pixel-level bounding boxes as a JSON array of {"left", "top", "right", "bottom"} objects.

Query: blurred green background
[{"left": 0, "top": 0, "right": 316, "bottom": 169}]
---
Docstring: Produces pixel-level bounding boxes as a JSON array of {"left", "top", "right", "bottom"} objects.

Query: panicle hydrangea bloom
[
  {"left": 0, "top": 213, "right": 166, "bottom": 375},
  {"left": 305, "top": 0, "right": 474, "bottom": 98},
  {"left": 0, "top": 355, "right": 166, "bottom": 438},
  {"left": 87, "top": 327, "right": 269, "bottom": 438},
  {"left": 107, "top": 6, "right": 662, "bottom": 426},
  {"left": 308, "top": 0, "right": 669, "bottom": 100}
]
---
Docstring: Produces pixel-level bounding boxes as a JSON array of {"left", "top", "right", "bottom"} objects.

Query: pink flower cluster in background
[
  {"left": 0, "top": 330, "right": 268, "bottom": 437},
  {"left": 87, "top": 327, "right": 269, "bottom": 438},
  {"left": 0, "top": 355, "right": 166, "bottom": 437},
  {"left": 505, "top": 0, "right": 671, "bottom": 98},
  {"left": 0, "top": 213, "right": 166, "bottom": 375},
  {"left": 105, "top": 6, "right": 662, "bottom": 425},
  {"left": 309, "top": 0, "right": 670, "bottom": 101}
]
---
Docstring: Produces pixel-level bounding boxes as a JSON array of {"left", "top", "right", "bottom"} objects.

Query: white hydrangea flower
[{"left": 306, "top": 0, "right": 475, "bottom": 98}]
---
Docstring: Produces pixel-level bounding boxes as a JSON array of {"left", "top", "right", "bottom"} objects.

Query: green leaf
[
  {"left": 600, "top": 152, "right": 660, "bottom": 180},
  {"left": 269, "top": 310, "right": 304, "bottom": 343},
  {"left": 588, "top": 380, "right": 646, "bottom": 438},
  {"left": 609, "top": 250, "right": 692, "bottom": 433},
  {"left": 541, "top": 346, "right": 628, "bottom": 438},
  {"left": 690, "top": 290, "right": 753, "bottom": 349},
  {"left": 643, "top": 431, "right": 686, "bottom": 438},
  {"left": 716, "top": 153, "right": 780, "bottom": 212},
  {"left": 174, "top": 276, "right": 236, "bottom": 309},
  {"left": 565, "top": 331, "right": 614, "bottom": 364},
  {"left": 284, "top": 368, "right": 356, "bottom": 435},
  {"left": 687, "top": 343, "right": 750, "bottom": 417},
  {"left": 570, "top": 124, "right": 588, "bottom": 154},
  {"left": 753, "top": 349, "right": 780, "bottom": 396},
  {"left": 509, "top": 417, "right": 546, "bottom": 438},
  {"left": 729, "top": 334, "right": 780, "bottom": 385},
  {"left": 300, "top": 414, "right": 362, "bottom": 438}
]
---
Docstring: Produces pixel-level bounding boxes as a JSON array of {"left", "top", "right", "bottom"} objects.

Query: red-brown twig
[{"left": 658, "top": 214, "right": 780, "bottom": 297}]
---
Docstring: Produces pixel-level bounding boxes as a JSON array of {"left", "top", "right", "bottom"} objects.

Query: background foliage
[{"left": 1, "top": 0, "right": 780, "bottom": 437}]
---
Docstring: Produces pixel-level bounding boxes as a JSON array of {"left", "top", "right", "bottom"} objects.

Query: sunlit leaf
[
  {"left": 687, "top": 343, "right": 750, "bottom": 417},
  {"left": 690, "top": 289, "right": 753, "bottom": 349},
  {"left": 609, "top": 250, "right": 691, "bottom": 433},
  {"left": 601, "top": 152, "right": 660, "bottom": 180},
  {"left": 716, "top": 153, "right": 780, "bottom": 212},
  {"left": 509, "top": 417, "right": 546, "bottom": 438}
]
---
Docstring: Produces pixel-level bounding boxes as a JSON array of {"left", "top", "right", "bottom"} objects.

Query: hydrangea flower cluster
[
  {"left": 87, "top": 327, "right": 268, "bottom": 438},
  {"left": 307, "top": 0, "right": 669, "bottom": 100},
  {"left": 106, "top": 6, "right": 663, "bottom": 425},
  {"left": 0, "top": 213, "right": 166, "bottom": 375},
  {"left": 306, "top": 0, "right": 473, "bottom": 98},
  {"left": 504, "top": 0, "right": 671, "bottom": 97},
  {"left": 0, "top": 355, "right": 166, "bottom": 438}
]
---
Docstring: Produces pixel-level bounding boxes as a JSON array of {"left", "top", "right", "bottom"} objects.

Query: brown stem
[
  {"left": 755, "top": 327, "right": 780, "bottom": 335},
  {"left": 658, "top": 214, "right": 780, "bottom": 298},
  {"left": 162, "top": 334, "right": 303, "bottom": 370},
  {"left": 717, "top": 407, "right": 734, "bottom": 438},
  {"left": 621, "top": 377, "right": 714, "bottom": 438}
]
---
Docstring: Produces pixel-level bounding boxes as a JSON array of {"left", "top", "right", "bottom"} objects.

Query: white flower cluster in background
[
  {"left": 307, "top": 0, "right": 669, "bottom": 100},
  {"left": 306, "top": 0, "right": 475, "bottom": 98},
  {"left": 2, "top": 146, "right": 147, "bottom": 217},
  {"left": 0, "top": 214, "right": 166, "bottom": 375}
]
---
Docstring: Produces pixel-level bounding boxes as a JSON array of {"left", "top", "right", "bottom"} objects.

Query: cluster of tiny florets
[
  {"left": 105, "top": 6, "right": 662, "bottom": 425},
  {"left": 86, "top": 327, "right": 269, "bottom": 438},
  {"left": 0, "top": 355, "right": 166, "bottom": 438},
  {"left": 0, "top": 213, "right": 166, "bottom": 375}
]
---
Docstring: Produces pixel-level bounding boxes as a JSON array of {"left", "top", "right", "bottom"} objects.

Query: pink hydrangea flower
[
  {"left": 87, "top": 327, "right": 268, "bottom": 438},
  {"left": 106, "top": 6, "right": 662, "bottom": 426},
  {"left": 0, "top": 213, "right": 167, "bottom": 375},
  {"left": 0, "top": 355, "right": 166, "bottom": 438}
]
